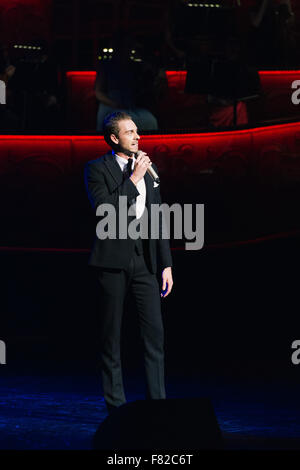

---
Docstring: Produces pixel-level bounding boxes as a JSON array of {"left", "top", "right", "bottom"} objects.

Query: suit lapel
[{"left": 103, "top": 152, "right": 124, "bottom": 188}]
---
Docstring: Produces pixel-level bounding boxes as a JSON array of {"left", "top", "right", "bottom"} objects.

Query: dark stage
[{"left": 1, "top": 236, "right": 300, "bottom": 451}]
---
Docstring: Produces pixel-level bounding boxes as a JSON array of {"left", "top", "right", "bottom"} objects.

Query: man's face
[{"left": 111, "top": 119, "right": 140, "bottom": 156}]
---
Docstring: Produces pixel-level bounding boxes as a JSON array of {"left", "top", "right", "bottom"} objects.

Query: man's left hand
[{"left": 161, "top": 267, "right": 173, "bottom": 298}]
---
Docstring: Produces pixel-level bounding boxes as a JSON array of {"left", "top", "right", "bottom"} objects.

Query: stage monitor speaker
[{"left": 93, "top": 398, "right": 223, "bottom": 450}]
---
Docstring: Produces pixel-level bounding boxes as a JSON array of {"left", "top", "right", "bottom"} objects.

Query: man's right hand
[{"left": 130, "top": 151, "right": 152, "bottom": 185}]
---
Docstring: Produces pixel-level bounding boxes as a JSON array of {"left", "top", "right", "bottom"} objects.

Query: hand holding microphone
[{"left": 130, "top": 151, "right": 160, "bottom": 185}]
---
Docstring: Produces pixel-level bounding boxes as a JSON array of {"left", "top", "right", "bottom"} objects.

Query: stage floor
[{"left": 0, "top": 373, "right": 300, "bottom": 450}]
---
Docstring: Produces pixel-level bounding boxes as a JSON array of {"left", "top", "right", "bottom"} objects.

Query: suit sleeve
[
  {"left": 84, "top": 161, "right": 139, "bottom": 211},
  {"left": 152, "top": 163, "right": 173, "bottom": 270}
]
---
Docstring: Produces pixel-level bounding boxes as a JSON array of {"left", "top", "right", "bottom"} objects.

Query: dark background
[{"left": 0, "top": 0, "right": 299, "bottom": 387}]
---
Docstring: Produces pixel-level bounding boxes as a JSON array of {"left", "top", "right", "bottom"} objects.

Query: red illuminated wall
[
  {"left": 1, "top": 122, "right": 300, "bottom": 182},
  {"left": 1, "top": 123, "right": 300, "bottom": 247}
]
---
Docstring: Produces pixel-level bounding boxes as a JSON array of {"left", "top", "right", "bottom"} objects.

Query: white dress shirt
[{"left": 115, "top": 153, "right": 146, "bottom": 219}]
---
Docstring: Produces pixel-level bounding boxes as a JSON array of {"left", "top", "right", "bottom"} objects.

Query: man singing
[{"left": 84, "top": 111, "right": 173, "bottom": 414}]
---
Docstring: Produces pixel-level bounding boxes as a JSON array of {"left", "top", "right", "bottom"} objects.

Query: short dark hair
[{"left": 102, "top": 111, "right": 132, "bottom": 149}]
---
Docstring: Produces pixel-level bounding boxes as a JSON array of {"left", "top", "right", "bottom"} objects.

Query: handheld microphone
[{"left": 135, "top": 151, "right": 160, "bottom": 184}]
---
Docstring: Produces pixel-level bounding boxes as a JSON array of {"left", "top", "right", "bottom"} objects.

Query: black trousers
[{"left": 97, "top": 246, "right": 165, "bottom": 413}]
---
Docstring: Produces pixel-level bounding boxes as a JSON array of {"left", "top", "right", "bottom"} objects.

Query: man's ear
[{"left": 110, "top": 133, "right": 119, "bottom": 146}]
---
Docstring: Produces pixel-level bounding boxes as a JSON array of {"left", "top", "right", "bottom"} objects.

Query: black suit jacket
[{"left": 84, "top": 151, "right": 172, "bottom": 273}]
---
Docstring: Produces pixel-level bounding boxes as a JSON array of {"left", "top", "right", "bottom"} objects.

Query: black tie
[{"left": 124, "top": 158, "right": 133, "bottom": 178}]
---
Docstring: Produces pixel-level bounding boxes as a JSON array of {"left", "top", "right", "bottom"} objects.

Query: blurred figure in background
[
  {"left": 0, "top": 45, "right": 16, "bottom": 86},
  {"left": 246, "top": 0, "right": 295, "bottom": 69},
  {"left": 0, "top": 44, "right": 19, "bottom": 130},
  {"left": 9, "top": 40, "right": 61, "bottom": 130},
  {"left": 95, "top": 32, "right": 159, "bottom": 133},
  {"left": 207, "top": 36, "right": 259, "bottom": 129}
]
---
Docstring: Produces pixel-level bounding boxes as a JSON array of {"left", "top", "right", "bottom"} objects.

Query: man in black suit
[{"left": 84, "top": 111, "right": 173, "bottom": 414}]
